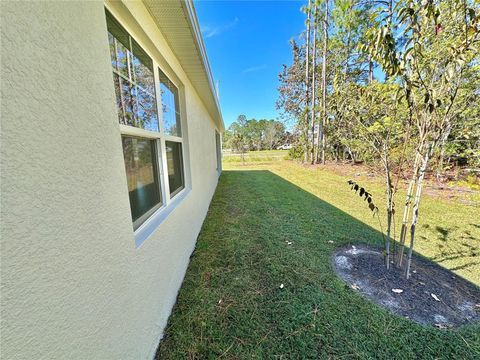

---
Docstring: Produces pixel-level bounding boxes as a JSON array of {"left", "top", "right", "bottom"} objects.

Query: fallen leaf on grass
[
  {"left": 434, "top": 323, "right": 451, "bottom": 329},
  {"left": 392, "top": 289, "right": 404, "bottom": 294},
  {"left": 431, "top": 293, "right": 441, "bottom": 302},
  {"left": 327, "top": 240, "right": 334, "bottom": 244}
]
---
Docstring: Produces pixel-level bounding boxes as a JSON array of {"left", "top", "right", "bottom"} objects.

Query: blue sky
[{"left": 194, "top": 0, "right": 305, "bottom": 128}]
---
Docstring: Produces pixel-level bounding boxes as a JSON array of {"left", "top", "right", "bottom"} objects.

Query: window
[
  {"left": 122, "top": 136, "right": 162, "bottom": 229},
  {"left": 215, "top": 130, "right": 222, "bottom": 173},
  {"left": 161, "top": 69, "right": 184, "bottom": 196},
  {"left": 107, "top": 12, "right": 158, "bottom": 132},
  {"left": 166, "top": 141, "right": 184, "bottom": 196},
  {"left": 106, "top": 10, "right": 187, "bottom": 234},
  {"left": 159, "top": 70, "right": 182, "bottom": 137}
]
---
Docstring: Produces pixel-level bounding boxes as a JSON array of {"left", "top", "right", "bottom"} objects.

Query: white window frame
[
  {"left": 106, "top": 8, "right": 190, "bottom": 248},
  {"left": 215, "top": 130, "right": 222, "bottom": 175}
]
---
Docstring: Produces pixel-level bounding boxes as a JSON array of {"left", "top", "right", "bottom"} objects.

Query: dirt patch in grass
[{"left": 333, "top": 244, "right": 480, "bottom": 328}]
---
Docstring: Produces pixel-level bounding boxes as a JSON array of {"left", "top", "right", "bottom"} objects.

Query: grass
[
  {"left": 157, "top": 154, "right": 480, "bottom": 359},
  {"left": 223, "top": 149, "right": 288, "bottom": 163}
]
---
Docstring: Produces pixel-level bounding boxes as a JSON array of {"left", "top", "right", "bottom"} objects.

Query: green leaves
[
  {"left": 445, "top": 63, "right": 456, "bottom": 82},
  {"left": 347, "top": 180, "right": 378, "bottom": 215},
  {"left": 467, "top": 7, "right": 477, "bottom": 23}
]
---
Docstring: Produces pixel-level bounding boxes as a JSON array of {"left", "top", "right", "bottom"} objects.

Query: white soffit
[{"left": 143, "top": 0, "right": 224, "bottom": 132}]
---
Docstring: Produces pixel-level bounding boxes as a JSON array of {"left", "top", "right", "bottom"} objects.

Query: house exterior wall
[{"left": 0, "top": 1, "right": 220, "bottom": 359}]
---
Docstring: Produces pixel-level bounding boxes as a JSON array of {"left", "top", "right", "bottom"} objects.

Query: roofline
[{"left": 182, "top": 0, "right": 224, "bottom": 132}]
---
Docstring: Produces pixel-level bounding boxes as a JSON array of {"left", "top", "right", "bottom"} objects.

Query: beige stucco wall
[{"left": 1, "top": 1, "right": 220, "bottom": 359}]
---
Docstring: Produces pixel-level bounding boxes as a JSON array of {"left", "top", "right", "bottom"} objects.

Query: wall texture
[{"left": 1, "top": 1, "right": 220, "bottom": 359}]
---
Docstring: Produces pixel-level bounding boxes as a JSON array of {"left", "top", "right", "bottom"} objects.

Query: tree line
[
  {"left": 277, "top": 0, "right": 479, "bottom": 278},
  {"left": 278, "top": 0, "right": 479, "bottom": 171},
  {"left": 223, "top": 115, "right": 292, "bottom": 152}
]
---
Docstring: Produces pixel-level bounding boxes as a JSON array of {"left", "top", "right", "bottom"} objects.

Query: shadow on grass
[{"left": 157, "top": 170, "right": 480, "bottom": 359}]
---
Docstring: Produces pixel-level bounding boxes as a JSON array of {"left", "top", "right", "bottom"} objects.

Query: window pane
[
  {"left": 114, "top": 39, "right": 130, "bottom": 78},
  {"left": 105, "top": 11, "right": 130, "bottom": 56},
  {"left": 120, "top": 76, "right": 137, "bottom": 127},
  {"left": 132, "top": 55, "right": 155, "bottom": 94},
  {"left": 113, "top": 73, "right": 124, "bottom": 124},
  {"left": 136, "top": 88, "right": 159, "bottom": 132},
  {"left": 160, "top": 82, "right": 176, "bottom": 111},
  {"left": 106, "top": 10, "right": 159, "bottom": 133},
  {"left": 131, "top": 40, "right": 154, "bottom": 94},
  {"left": 108, "top": 32, "right": 116, "bottom": 69},
  {"left": 159, "top": 70, "right": 181, "bottom": 137},
  {"left": 122, "top": 136, "right": 162, "bottom": 228},
  {"left": 165, "top": 141, "right": 184, "bottom": 196}
]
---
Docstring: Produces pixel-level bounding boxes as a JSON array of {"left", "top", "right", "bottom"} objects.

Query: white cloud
[
  {"left": 201, "top": 17, "right": 239, "bottom": 38},
  {"left": 242, "top": 64, "right": 267, "bottom": 74}
]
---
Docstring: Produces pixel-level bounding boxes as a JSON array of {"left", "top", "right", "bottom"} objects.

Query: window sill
[{"left": 134, "top": 187, "right": 191, "bottom": 248}]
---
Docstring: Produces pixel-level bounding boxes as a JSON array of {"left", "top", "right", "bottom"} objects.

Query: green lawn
[
  {"left": 157, "top": 157, "right": 480, "bottom": 359},
  {"left": 222, "top": 149, "right": 288, "bottom": 163}
]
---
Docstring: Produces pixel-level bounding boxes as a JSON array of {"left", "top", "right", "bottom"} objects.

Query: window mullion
[
  {"left": 117, "top": 79, "right": 127, "bottom": 126},
  {"left": 152, "top": 62, "right": 168, "bottom": 203},
  {"left": 126, "top": 35, "right": 138, "bottom": 128},
  {"left": 113, "top": 37, "right": 119, "bottom": 72},
  {"left": 154, "top": 139, "right": 166, "bottom": 206},
  {"left": 159, "top": 138, "right": 171, "bottom": 205},
  {"left": 127, "top": 36, "right": 133, "bottom": 82},
  {"left": 114, "top": 39, "right": 126, "bottom": 126},
  {"left": 153, "top": 64, "right": 164, "bottom": 136}
]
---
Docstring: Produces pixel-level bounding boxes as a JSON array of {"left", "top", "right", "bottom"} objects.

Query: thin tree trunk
[
  {"left": 368, "top": 56, "right": 374, "bottom": 83},
  {"left": 315, "top": 106, "right": 322, "bottom": 162},
  {"left": 346, "top": 147, "right": 354, "bottom": 163},
  {"left": 382, "top": 0, "right": 394, "bottom": 82},
  {"left": 384, "top": 157, "right": 393, "bottom": 270},
  {"left": 366, "top": 6, "right": 376, "bottom": 84},
  {"left": 304, "top": 0, "right": 312, "bottom": 163},
  {"left": 397, "top": 149, "right": 422, "bottom": 266},
  {"left": 387, "top": 0, "right": 393, "bottom": 28},
  {"left": 310, "top": 5, "right": 318, "bottom": 164},
  {"left": 436, "top": 124, "right": 451, "bottom": 181},
  {"left": 405, "top": 144, "right": 433, "bottom": 279},
  {"left": 343, "top": 3, "right": 353, "bottom": 84},
  {"left": 320, "top": 0, "right": 329, "bottom": 165}
]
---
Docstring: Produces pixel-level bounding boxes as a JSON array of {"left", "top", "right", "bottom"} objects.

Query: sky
[{"left": 194, "top": 0, "right": 306, "bottom": 128}]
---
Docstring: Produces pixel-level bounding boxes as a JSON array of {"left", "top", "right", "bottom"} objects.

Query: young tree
[
  {"left": 363, "top": 0, "right": 479, "bottom": 278},
  {"left": 230, "top": 115, "right": 249, "bottom": 163},
  {"left": 337, "top": 81, "right": 410, "bottom": 268}
]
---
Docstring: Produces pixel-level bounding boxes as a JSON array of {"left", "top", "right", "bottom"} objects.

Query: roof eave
[
  {"left": 182, "top": 0, "right": 224, "bottom": 132},
  {"left": 143, "top": 0, "right": 224, "bottom": 132}
]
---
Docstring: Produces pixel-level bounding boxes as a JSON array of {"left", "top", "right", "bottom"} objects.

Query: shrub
[{"left": 287, "top": 144, "right": 304, "bottom": 161}]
